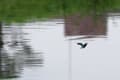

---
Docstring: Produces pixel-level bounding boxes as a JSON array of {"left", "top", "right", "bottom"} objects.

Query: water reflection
[
  {"left": 0, "top": 16, "right": 119, "bottom": 80},
  {"left": 0, "top": 26, "right": 43, "bottom": 79}
]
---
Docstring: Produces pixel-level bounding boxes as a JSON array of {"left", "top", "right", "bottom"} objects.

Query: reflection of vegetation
[
  {"left": 22, "top": 43, "right": 43, "bottom": 67},
  {"left": 0, "top": 26, "right": 43, "bottom": 79},
  {"left": 0, "top": 27, "right": 23, "bottom": 78},
  {"left": 0, "top": 49, "right": 19, "bottom": 78}
]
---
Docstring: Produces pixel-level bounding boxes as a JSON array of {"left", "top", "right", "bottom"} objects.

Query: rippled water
[{"left": 1, "top": 16, "right": 120, "bottom": 80}]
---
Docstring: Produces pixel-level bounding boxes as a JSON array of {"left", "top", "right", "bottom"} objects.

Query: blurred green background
[{"left": 0, "top": 0, "right": 120, "bottom": 23}]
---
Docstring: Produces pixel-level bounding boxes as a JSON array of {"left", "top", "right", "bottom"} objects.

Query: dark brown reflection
[{"left": 65, "top": 14, "right": 107, "bottom": 36}]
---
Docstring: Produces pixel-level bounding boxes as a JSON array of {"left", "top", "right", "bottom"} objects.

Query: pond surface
[{"left": 1, "top": 16, "right": 120, "bottom": 80}]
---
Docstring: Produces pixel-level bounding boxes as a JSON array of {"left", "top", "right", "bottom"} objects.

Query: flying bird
[{"left": 77, "top": 43, "right": 88, "bottom": 48}]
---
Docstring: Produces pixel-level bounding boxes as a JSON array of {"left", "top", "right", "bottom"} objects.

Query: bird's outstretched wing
[{"left": 77, "top": 43, "right": 88, "bottom": 48}]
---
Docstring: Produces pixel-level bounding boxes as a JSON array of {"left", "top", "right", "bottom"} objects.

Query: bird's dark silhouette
[{"left": 77, "top": 43, "right": 88, "bottom": 48}]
